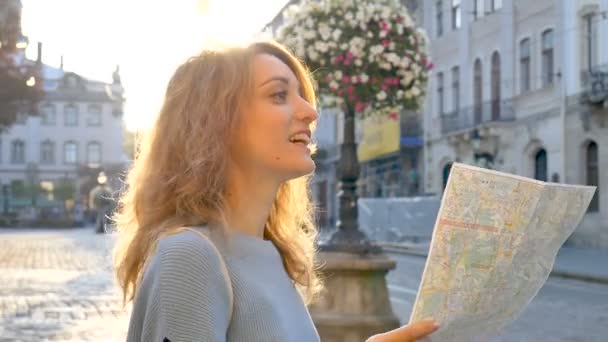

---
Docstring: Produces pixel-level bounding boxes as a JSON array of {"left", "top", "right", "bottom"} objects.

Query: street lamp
[
  {"left": 319, "top": 106, "right": 380, "bottom": 254},
  {"left": 97, "top": 172, "right": 107, "bottom": 185}
]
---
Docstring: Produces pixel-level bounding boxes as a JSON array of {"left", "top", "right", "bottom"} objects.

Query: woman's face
[{"left": 231, "top": 53, "right": 318, "bottom": 182}]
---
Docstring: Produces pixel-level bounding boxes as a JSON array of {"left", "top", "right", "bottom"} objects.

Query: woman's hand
[{"left": 366, "top": 320, "right": 439, "bottom": 342}]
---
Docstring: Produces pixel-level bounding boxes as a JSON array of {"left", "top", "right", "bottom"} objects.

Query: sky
[{"left": 20, "top": 0, "right": 289, "bottom": 131}]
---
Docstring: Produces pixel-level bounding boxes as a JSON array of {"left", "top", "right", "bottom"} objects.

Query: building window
[
  {"left": 491, "top": 0, "right": 503, "bottom": 11},
  {"left": 436, "top": 0, "right": 443, "bottom": 37},
  {"left": 534, "top": 149, "right": 548, "bottom": 181},
  {"left": 16, "top": 110, "right": 28, "bottom": 124},
  {"left": 474, "top": 59, "right": 483, "bottom": 124},
  {"left": 11, "top": 140, "right": 25, "bottom": 164},
  {"left": 40, "top": 140, "right": 55, "bottom": 164},
  {"left": 87, "top": 141, "right": 102, "bottom": 166},
  {"left": 451, "top": 0, "right": 461, "bottom": 30},
  {"left": 451, "top": 66, "right": 460, "bottom": 113},
  {"left": 87, "top": 104, "right": 102, "bottom": 126},
  {"left": 437, "top": 72, "right": 444, "bottom": 116},
  {"left": 586, "top": 141, "right": 599, "bottom": 212},
  {"left": 64, "top": 103, "right": 79, "bottom": 126},
  {"left": 474, "top": 0, "right": 484, "bottom": 20},
  {"left": 41, "top": 103, "right": 56, "bottom": 125},
  {"left": 64, "top": 141, "right": 78, "bottom": 164},
  {"left": 541, "top": 29, "right": 554, "bottom": 87},
  {"left": 442, "top": 162, "right": 452, "bottom": 190},
  {"left": 520, "top": 38, "right": 531, "bottom": 93},
  {"left": 582, "top": 13, "right": 598, "bottom": 72},
  {"left": 491, "top": 51, "right": 501, "bottom": 120}
]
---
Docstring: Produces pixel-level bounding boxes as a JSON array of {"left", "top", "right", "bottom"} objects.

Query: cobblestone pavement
[{"left": 0, "top": 228, "right": 130, "bottom": 341}]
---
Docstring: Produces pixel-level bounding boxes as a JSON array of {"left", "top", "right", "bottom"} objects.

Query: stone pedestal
[{"left": 310, "top": 251, "right": 401, "bottom": 342}]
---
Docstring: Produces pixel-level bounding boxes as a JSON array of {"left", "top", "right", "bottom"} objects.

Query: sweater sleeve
[{"left": 128, "top": 231, "right": 233, "bottom": 342}]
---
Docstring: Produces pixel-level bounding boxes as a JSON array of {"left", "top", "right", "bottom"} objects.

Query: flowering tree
[{"left": 277, "top": 0, "right": 431, "bottom": 117}]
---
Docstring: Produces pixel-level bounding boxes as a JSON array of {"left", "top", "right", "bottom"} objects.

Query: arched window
[
  {"left": 586, "top": 141, "right": 599, "bottom": 212},
  {"left": 41, "top": 103, "right": 56, "bottom": 125},
  {"left": 11, "top": 140, "right": 25, "bottom": 164},
  {"left": 534, "top": 149, "right": 548, "bottom": 181},
  {"left": 64, "top": 104, "right": 79, "bottom": 126},
  {"left": 87, "top": 141, "right": 102, "bottom": 165},
  {"left": 491, "top": 51, "right": 501, "bottom": 119},
  {"left": 443, "top": 163, "right": 453, "bottom": 189},
  {"left": 64, "top": 141, "right": 78, "bottom": 164},
  {"left": 474, "top": 59, "right": 483, "bottom": 124},
  {"left": 40, "top": 140, "right": 55, "bottom": 164}
]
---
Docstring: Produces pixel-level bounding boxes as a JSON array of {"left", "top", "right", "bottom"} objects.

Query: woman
[{"left": 114, "top": 40, "right": 438, "bottom": 342}]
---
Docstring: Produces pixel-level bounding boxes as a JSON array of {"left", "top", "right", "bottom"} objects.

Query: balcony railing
[
  {"left": 580, "top": 64, "right": 608, "bottom": 105},
  {"left": 440, "top": 98, "right": 515, "bottom": 134}
]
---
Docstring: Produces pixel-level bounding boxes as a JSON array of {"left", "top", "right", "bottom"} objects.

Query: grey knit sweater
[{"left": 126, "top": 226, "right": 320, "bottom": 342}]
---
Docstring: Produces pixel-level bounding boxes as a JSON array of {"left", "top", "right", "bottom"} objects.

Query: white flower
[
  {"left": 308, "top": 49, "right": 319, "bottom": 61},
  {"left": 334, "top": 70, "right": 343, "bottom": 80},
  {"left": 345, "top": 12, "right": 354, "bottom": 21},
  {"left": 340, "top": 43, "right": 348, "bottom": 50},
  {"left": 402, "top": 72, "right": 414, "bottom": 85},
  {"left": 330, "top": 17, "right": 336, "bottom": 25},
  {"left": 381, "top": 62, "right": 391, "bottom": 70},
  {"left": 303, "top": 30, "right": 316, "bottom": 39},
  {"left": 371, "top": 45, "right": 384, "bottom": 55},
  {"left": 296, "top": 46, "right": 305, "bottom": 58},
  {"left": 367, "top": 31, "right": 373, "bottom": 38},
  {"left": 315, "top": 41, "right": 328, "bottom": 53},
  {"left": 360, "top": 73, "right": 369, "bottom": 83},
  {"left": 381, "top": 8, "right": 391, "bottom": 19},
  {"left": 329, "top": 80, "right": 339, "bottom": 89},
  {"left": 319, "top": 23, "right": 331, "bottom": 40},
  {"left": 397, "top": 90, "right": 405, "bottom": 99},
  {"left": 404, "top": 90, "right": 413, "bottom": 99},
  {"left": 356, "top": 10, "right": 365, "bottom": 21},
  {"left": 351, "top": 77, "right": 358, "bottom": 84},
  {"left": 397, "top": 25, "right": 404, "bottom": 35},
  {"left": 379, "top": 30, "right": 387, "bottom": 38},
  {"left": 376, "top": 91, "right": 387, "bottom": 101},
  {"left": 411, "top": 86, "right": 421, "bottom": 97},
  {"left": 332, "top": 29, "right": 342, "bottom": 41},
  {"left": 306, "top": 17, "right": 314, "bottom": 28},
  {"left": 355, "top": 59, "right": 363, "bottom": 66}
]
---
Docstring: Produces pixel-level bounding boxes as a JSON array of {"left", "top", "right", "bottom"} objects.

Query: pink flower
[
  {"left": 392, "top": 78, "right": 399, "bottom": 86},
  {"left": 346, "top": 52, "right": 354, "bottom": 60},
  {"left": 325, "top": 76, "right": 332, "bottom": 82},
  {"left": 382, "top": 39, "right": 390, "bottom": 48},
  {"left": 389, "top": 113, "right": 398, "bottom": 121},
  {"left": 335, "top": 56, "right": 344, "bottom": 64},
  {"left": 344, "top": 60, "right": 351, "bottom": 66},
  {"left": 381, "top": 84, "right": 389, "bottom": 91},
  {"left": 353, "top": 76, "right": 360, "bottom": 84},
  {"left": 337, "top": 89, "right": 343, "bottom": 96},
  {"left": 371, "top": 78, "right": 377, "bottom": 84},
  {"left": 343, "top": 76, "right": 351, "bottom": 84},
  {"left": 381, "top": 21, "right": 389, "bottom": 31},
  {"left": 395, "top": 16, "right": 403, "bottom": 24},
  {"left": 347, "top": 85, "right": 355, "bottom": 94},
  {"left": 355, "top": 102, "right": 365, "bottom": 112}
]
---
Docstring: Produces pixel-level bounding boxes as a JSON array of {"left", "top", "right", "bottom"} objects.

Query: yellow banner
[{"left": 357, "top": 113, "right": 401, "bottom": 162}]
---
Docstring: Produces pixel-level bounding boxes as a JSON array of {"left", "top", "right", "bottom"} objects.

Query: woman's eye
[{"left": 272, "top": 91, "right": 288, "bottom": 102}]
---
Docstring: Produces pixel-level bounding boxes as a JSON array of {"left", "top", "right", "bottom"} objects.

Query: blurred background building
[
  {"left": 0, "top": 0, "right": 127, "bottom": 225},
  {"left": 421, "top": 0, "right": 608, "bottom": 248}
]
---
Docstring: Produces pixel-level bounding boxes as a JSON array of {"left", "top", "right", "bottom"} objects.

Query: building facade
[
  {"left": 0, "top": 54, "right": 126, "bottom": 213},
  {"left": 421, "top": 0, "right": 608, "bottom": 248}
]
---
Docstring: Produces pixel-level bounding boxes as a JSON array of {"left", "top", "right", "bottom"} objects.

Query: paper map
[{"left": 409, "top": 163, "right": 597, "bottom": 341}]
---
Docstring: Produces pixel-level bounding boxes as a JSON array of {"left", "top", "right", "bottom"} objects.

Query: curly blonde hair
[{"left": 113, "top": 40, "right": 322, "bottom": 306}]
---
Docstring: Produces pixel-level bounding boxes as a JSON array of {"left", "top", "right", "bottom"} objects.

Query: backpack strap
[{"left": 163, "top": 226, "right": 235, "bottom": 322}]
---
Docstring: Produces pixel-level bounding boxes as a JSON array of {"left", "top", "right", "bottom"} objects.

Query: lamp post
[{"left": 320, "top": 106, "right": 379, "bottom": 254}]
